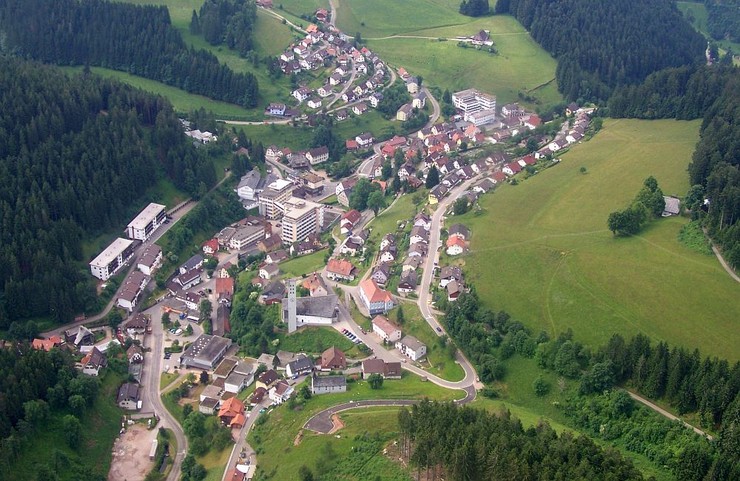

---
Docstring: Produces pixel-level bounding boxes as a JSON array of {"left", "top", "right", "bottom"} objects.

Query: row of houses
[{"left": 371, "top": 315, "right": 427, "bottom": 361}]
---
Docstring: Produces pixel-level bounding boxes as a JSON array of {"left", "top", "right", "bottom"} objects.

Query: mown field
[
  {"left": 458, "top": 118, "right": 740, "bottom": 361},
  {"left": 336, "top": 0, "right": 465, "bottom": 38}
]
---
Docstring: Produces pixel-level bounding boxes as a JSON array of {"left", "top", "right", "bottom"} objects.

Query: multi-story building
[
  {"left": 281, "top": 197, "right": 324, "bottom": 245},
  {"left": 90, "top": 238, "right": 136, "bottom": 281},
  {"left": 258, "top": 179, "right": 294, "bottom": 219},
  {"left": 451, "top": 88, "right": 496, "bottom": 117},
  {"left": 126, "top": 203, "right": 167, "bottom": 241}
]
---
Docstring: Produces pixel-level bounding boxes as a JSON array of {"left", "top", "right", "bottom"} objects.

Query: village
[{"left": 26, "top": 6, "right": 600, "bottom": 481}]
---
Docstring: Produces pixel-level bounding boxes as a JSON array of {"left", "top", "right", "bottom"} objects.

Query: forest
[
  {"left": 0, "top": 57, "right": 217, "bottom": 326},
  {"left": 706, "top": 0, "right": 740, "bottom": 43},
  {"left": 0, "top": 345, "right": 114, "bottom": 481},
  {"left": 608, "top": 64, "right": 740, "bottom": 270},
  {"left": 397, "top": 400, "right": 645, "bottom": 480},
  {"left": 191, "top": 0, "right": 257, "bottom": 57},
  {"left": 442, "top": 290, "right": 740, "bottom": 479},
  {"left": 495, "top": 0, "right": 706, "bottom": 102},
  {"left": 0, "top": 0, "right": 259, "bottom": 108}
]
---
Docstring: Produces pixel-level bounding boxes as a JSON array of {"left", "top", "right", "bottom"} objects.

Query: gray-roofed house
[
  {"left": 224, "top": 373, "right": 248, "bottom": 393},
  {"left": 179, "top": 254, "right": 204, "bottom": 275},
  {"left": 395, "top": 335, "right": 427, "bottom": 361},
  {"left": 117, "top": 383, "right": 140, "bottom": 410},
  {"left": 439, "top": 266, "right": 463, "bottom": 288},
  {"left": 397, "top": 270, "right": 418, "bottom": 294},
  {"left": 448, "top": 224, "right": 470, "bottom": 240},
  {"left": 180, "top": 334, "right": 232, "bottom": 370},
  {"left": 662, "top": 196, "right": 681, "bottom": 217},
  {"left": 286, "top": 356, "right": 314, "bottom": 378},
  {"left": 311, "top": 375, "right": 346, "bottom": 394},
  {"left": 371, "top": 263, "right": 392, "bottom": 287},
  {"left": 260, "top": 280, "right": 286, "bottom": 305}
]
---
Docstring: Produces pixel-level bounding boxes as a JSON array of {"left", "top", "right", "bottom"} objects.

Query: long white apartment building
[
  {"left": 452, "top": 88, "right": 496, "bottom": 116},
  {"left": 281, "top": 197, "right": 324, "bottom": 245},
  {"left": 90, "top": 238, "right": 136, "bottom": 281},
  {"left": 258, "top": 179, "right": 294, "bottom": 219},
  {"left": 126, "top": 203, "right": 167, "bottom": 241}
]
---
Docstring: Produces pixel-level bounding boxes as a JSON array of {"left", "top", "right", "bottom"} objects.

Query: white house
[
  {"left": 269, "top": 380, "right": 294, "bottom": 404},
  {"left": 395, "top": 335, "right": 427, "bottom": 361},
  {"left": 311, "top": 375, "right": 346, "bottom": 395},
  {"left": 224, "top": 373, "right": 248, "bottom": 394},
  {"left": 372, "top": 315, "right": 402, "bottom": 343},
  {"left": 286, "top": 356, "right": 314, "bottom": 378}
]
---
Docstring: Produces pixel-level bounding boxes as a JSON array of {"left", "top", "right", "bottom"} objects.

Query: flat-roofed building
[
  {"left": 180, "top": 334, "right": 232, "bottom": 370},
  {"left": 258, "top": 179, "right": 294, "bottom": 219},
  {"left": 228, "top": 224, "right": 265, "bottom": 250},
  {"left": 452, "top": 88, "right": 496, "bottom": 116},
  {"left": 281, "top": 197, "right": 324, "bottom": 245},
  {"left": 90, "top": 238, "right": 136, "bottom": 280},
  {"left": 126, "top": 203, "right": 167, "bottom": 241}
]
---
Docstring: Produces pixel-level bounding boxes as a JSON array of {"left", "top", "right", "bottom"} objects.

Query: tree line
[
  {"left": 607, "top": 176, "right": 666, "bottom": 236},
  {"left": 495, "top": 0, "right": 707, "bottom": 103},
  {"left": 397, "top": 400, "right": 645, "bottom": 480},
  {"left": 459, "top": 0, "right": 490, "bottom": 17},
  {"left": 191, "top": 0, "right": 257, "bottom": 57},
  {"left": 442, "top": 289, "right": 739, "bottom": 479},
  {"left": 0, "top": 57, "right": 218, "bottom": 326},
  {"left": 608, "top": 64, "right": 740, "bottom": 270},
  {"left": 0, "top": 0, "right": 259, "bottom": 107},
  {"left": 706, "top": 0, "right": 740, "bottom": 43}
]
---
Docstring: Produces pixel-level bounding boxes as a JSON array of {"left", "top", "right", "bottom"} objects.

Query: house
[
  {"left": 180, "top": 334, "right": 232, "bottom": 370},
  {"left": 292, "top": 87, "right": 312, "bottom": 102},
  {"left": 249, "top": 387, "right": 267, "bottom": 406},
  {"left": 663, "top": 196, "right": 681, "bottom": 216},
  {"left": 408, "top": 242, "right": 427, "bottom": 258},
  {"left": 312, "top": 375, "right": 346, "bottom": 394},
  {"left": 80, "top": 347, "right": 107, "bottom": 376},
  {"left": 267, "top": 103, "right": 286, "bottom": 116},
  {"left": 320, "top": 346, "right": 346, "bottom": 371},
  {"left": 117, "top": 271, "right": 149, "bottom": 312},
  {"left": 65, "top": 325, "right": 94, "bottom": 348},
  {"left": 345, "top": 139, "right": 359, "bottom": 151},
  {"left": 406, "top": 77, "right": 419, "bottom": 94},
  {"left": 359, "top": 279, "right": 394, "bottom": 315},
  {"left": 340, "top": 209, "right": 362, "bottom": 235},
  {"left": 369, "top": 92, "right": 384, "bottom": 108},
  {"left": 318, "top": 83, "right": 334, "bottom": 97},
  {"left": 269, "top": 380, "right": 294, "bottom": 404},
  {"left": 260, "top": 280, "right": 286, "bottom": 305},
  {"left": 395, "top": 335, "right": 427, "bottom": 361},
  {"left": 326, "top": 258, "right": 357, "bottom": 281},
  {"left": 329, "top": 73, "right": 343, "bottom": 86},
  {"left": 402, "top": 256, "right": 423, "bottom": 272},
  {"left": 306, "top": 146, "right": 330, "bottom": 165},
  {"left": 446, "top": 236, "right": 466, "bottom": 256},
  {"left": 202, "top": 238, "right": 219, "bottom": 256},
  {"left": 266, "top": 250, "right": 289, "bottom": 264},
  {"left": 502, "top": 161, "right": 522, "bottom": 176},
  {"left": 439, "top": 266, "right": 463, "bottom": 288},
  {"left": 224, "top": 373, "right": 248, "bottom": 393},
  {"left": 199, "top": 397, "right": 219, "bottom": 415},
  {"left": 307, "top": 97, "right": 322, "bottom": 109},
  {"left": 302, "top": 273, "right": 329, "bottom": 297},
  {"left": 352, "top": 102, "right": 368, "bottom": 116},
  {"left": 372, "top": 314, "right": 402, "bottom": 343},
  {"left": 362, "top": 359, "right": 402, "bottom": 379},
  {"left": 470, "top": 29, "right": 493, "bottom": 46},
  {"left": 117, "top": 383, "right": 141, "bottom": 410},
  {"left": 137, "top": 244, "right": 163, "bottom": 276},
  {"left": 473, "top": 178, "right": 495, "bottom": 194},
  {"left": 371, "top": 263, "right": 392, "bottom": 287},
  {"left": 398, "top": 163, "right": 415, "bottom": 180},
  {"left": 286, "top": 356, "right": 314, "bottom": 378},
  {"left": 256, "top": 369, "right": 280, "bottom": 390},
  {"left": 340, "top": 238, "right": 363, "bottom": 256},
  {"left": 414, "top": 212, "right": 431, "bottom": 231},
  {"left": 448, "top": 224, "right": 470, "bottom": 240},
  {"left": 123, "top": 313, "right": 150, "bottom": 337},
  {"left": 446, "top": 280, "right": 462, "bottom": 301},
  {"left": 410, "top": 226, "right": 429, "bottom": 245},
  {"left": 396, "top": 103, "right": 413, "bottom": 122},
  {"left": 259, "top": 263, "right": 280, "bottom": 280},
  {"left": 258, "top": 235, "right": 282, "bottom": 253},
  {"left": 218, "top": 397, "right": 246, "bottom": 427},
  {"left": 180, "top": 254, "right": 204, "bottom": 275},
  {"left": 127, "top": 344, "right": 144, "bottom": 364},
  {"left": 397, "top": 270, "right": 418, "bottom": 293},
  {"left": 355, "top": 132, "right": 374, "bottom": 148},
  {"left": 379, "top": 233, "right": 396, "bottom": 252},
  {"left": 428, "top": 184, "right": 448, "bottom": 205},
  {"left": 32, "top": 336, "right": 62, "bottom": 351},
  {"left": 379, "top": 244, "right": 397, "bottom": 263},
  {"left": 172, "top": 269, "right": 202, "bottom": 291}
]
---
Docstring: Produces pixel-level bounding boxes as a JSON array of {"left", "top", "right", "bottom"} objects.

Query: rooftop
[
  {"left": 90, "top": 238, "right": 134, "bottom": 268},
  {"left": 127, "top": 203, "right": 166, "bottom": 230},
  {"left": 372, "top": 315, "right": 400, "bottom": 335},
  {"left": 182, "top": 335, "right": 232, "bottom": 364},
  {"left": 399, "top": 335, "right": 425, "bottom": 351},
  {"left": 312, "top": 375, "right": 346, "bottom": 388}
]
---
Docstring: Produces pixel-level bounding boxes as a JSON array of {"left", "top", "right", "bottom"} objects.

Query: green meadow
[
  {"left": 336, "top": 0, "right": 465, "bottom": 38},
  {"left": 457, "top": 119, "right": 740, "bottom": 361}
]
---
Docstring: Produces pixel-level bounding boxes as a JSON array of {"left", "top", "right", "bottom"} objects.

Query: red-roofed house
[
  {"left": 341, "top": 209, "right": 362, "bottom": 235},
  {"left": 502, "top": 161, "right": 522, "bottom": 176},
  {"left": 216, "top": 277, "right": 235, "bottom": 303},
  {"left": 218, "top": 397, "right": 245, "bottom": 427},
  {"left": 346, "top": 139, "right": 359, "bottom": 151},
  {"left": 491, "top": 171, "right": 507, "bottom": 183},
  {"left": 372, "top": 315, "right": 402, "bottom": 343},
  {"left": 446, "top": 236, "right": 466, "bottom": 256},
  {"left": 359, "top": 279, "right": 394, "bottom": 315},
  {"left": 32, "top": 336, "right": 62, "bottom": 351},
  {"left": 326, "top": 258, "right": 357, "bottom": 281},
  {"left": 202, "top": 238, "right": 219, "bottom": 256}
]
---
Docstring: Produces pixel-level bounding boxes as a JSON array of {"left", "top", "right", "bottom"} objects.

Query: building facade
[
  {"left": 126, "top": 203, "right": 167, "bottom": 241},
  {"left": 90, "top": 238, "right": 136, "bottom": 281}
]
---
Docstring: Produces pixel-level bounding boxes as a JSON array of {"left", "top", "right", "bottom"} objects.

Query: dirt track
[{"left": 108, "top": 424, "right": 157, "bottom": 481}]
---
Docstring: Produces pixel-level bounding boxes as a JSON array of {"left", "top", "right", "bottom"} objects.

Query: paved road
[
  {"left": 220, "top": 399, "right": 269, "bottom": 481},
  {"left": 627, "top": 391, "right": 714, "bottom": 440}
]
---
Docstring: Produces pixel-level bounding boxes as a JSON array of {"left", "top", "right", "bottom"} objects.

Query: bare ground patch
[{"left": 108, "top": 424, "right": 157, "bottom": 481}]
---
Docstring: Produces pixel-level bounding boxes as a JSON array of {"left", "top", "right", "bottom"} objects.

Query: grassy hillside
[
  {"left": 337, "top": 0, "right": 466, "bottom": 38},
  {"left": 677, "top": 1, "right": 740, "bottom": 53},
  {"left": 458, "top": 119, "right": 740, "bottom": 361}
]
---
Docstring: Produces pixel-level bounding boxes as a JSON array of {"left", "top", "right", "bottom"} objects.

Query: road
[
  {"left": 220, "top": 399, "right": 269, "bottom": 481},
  {"left": 627, "top": 391, "right": 714, "bottom": 440}
]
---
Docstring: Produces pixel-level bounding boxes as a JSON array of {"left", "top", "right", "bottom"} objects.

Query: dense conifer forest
[
  {"left": 0, "top": 57, "right": 216, "bottom": 326},
  {"left": 398, "top": 400, "right": 645, "bottom": 480},
  {"left": 192, "top": 0, "right": 258, "bottom": 57},
  {"left": 495, "top": 0, "right": 706, "bottom": 102},
  {"left": 706, "top": 0, "right": 740, "bottom": 43},
  {"left": 0, "top": 0, "right": 259, "bottom": 107}
]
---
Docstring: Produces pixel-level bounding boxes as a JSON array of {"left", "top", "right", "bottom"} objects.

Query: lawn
[
  {"left": 367, "top": 27, "right": 560, "bottom": 108},
  {"left": 276, "top": 326, "right": 359, "bottom": 356},
  {"left": 160, "top": 371, "right": 180, "bottom": 390},
  {"left": 249, "top": 373, "right": 457, "bottom": 480},
  {"left": 10, "top": 372, "right": 124, "bottom": 481},
  {"left": 389, "top": 302, "right": 465, "bottom": 382},
  {"left": 366, "top": 190, "right": 426, "bottom": 245},
  {"left": 336, "top": 0, "right": 465, "bottom": 38},
  {"left": 235, "top": 123, "right": 316, "bottom": 150},
  {"left": 199, "top": 445, "right": 232, "bottom": 481},
  {"left": 275, "top": 0, "right": 329, "bottom": 19},
  {"left": 459, "top": 118, "right": 740, "bottom": 361},
  {"left": 280, "top": 250, "right": 328, "bottom": 277}
]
